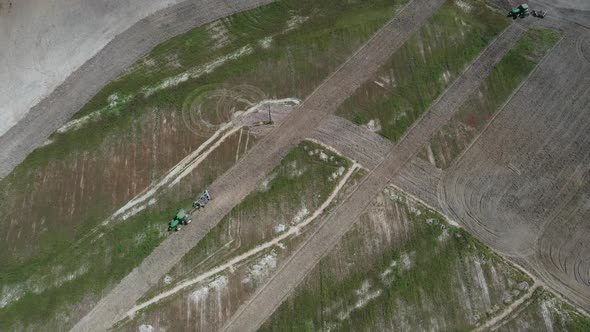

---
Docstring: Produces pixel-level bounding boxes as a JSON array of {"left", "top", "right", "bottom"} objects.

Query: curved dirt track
[
  {"left": 0, "top": 0, "right": 275, "bottom": 179},
  {"left": 222, "top": 23, "right": 525, "bottom": 332},
  {"left": 71, "top": 0, "right": 446, "bottom": 330},
  {"left": 440, "top": 21, "right": 590, "bottom": 311}
]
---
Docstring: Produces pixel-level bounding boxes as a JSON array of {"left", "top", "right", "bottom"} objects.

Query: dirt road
[
  {"left": 222, "top": 23, "right": 525, "bottom": 332},
  {"left": 71, "top": 0, "right": 446, "bottom": 330},
  {"left": 0, "top": 0, "right": 276, "bottom": 180},
  {"left": 310, "top": 115, "right": 442, "bottom": 210}
]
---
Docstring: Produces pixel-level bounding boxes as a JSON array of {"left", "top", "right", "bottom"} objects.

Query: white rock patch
[
  {"left": 455, "top": 0, "right": 473, "bottom": 12},
  {"left": 242, "top": 251, "right": 278, "bottom": 284},
  {"left": 206, "top": 20, "right": 230, "bottom": 49},
  {"left": 142, "top": 45, "right": 253, "bottom": 97},
  {"left": 138, "top": 324, "right": 154, "bottom": 332},
  {"left": 338, "top": 280, "right": 382, "bottom": 320},
  {"left": 366, "top": 119, "right": 382, "bottom": 132},
  {"left": 330, "top": 166, "right": 346, "bottom": 181},
  {"left": 164, "top": 275, "right": 173, "bottom": 285},
  {"left": 274, "top": 223, "right": 287, "bottom": 234},
  {"left": 0, "top": 284, "right": 24, "bottom": 309},
  {"left": 285, "top": 15, "right": 309, "bottom": 32},
  {"left": 400, "top": 252, "right": 416, "bottom": 271},
  {"left": 258, "top": 36, "right": 273, "bottom": 49},
  {"left": 57, "top": 93, "right": 132, "bottom": 133},
  {"left": 541, "top": 301, "right": 555, "bottom": 332},
  {"left": 189, "top": 276, "right": 228, "bottom": 305},
  {"left": 441, "top": 70, "right": 452, "bottom": 83},
  {"left": 292, "top": 206, "right": 309, "bottom": 224}
]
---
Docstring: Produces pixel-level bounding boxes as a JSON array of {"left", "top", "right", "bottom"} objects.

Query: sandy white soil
[{"left": 0, "top": 0, "right": 183, "bottom": 136}]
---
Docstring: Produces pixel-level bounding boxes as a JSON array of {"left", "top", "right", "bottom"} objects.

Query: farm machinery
[
  {"left": 508, "top": 4, "right": 529, "bottom": 19},
  {"left": 531, "top": 9, "right": 547, "bottom": 18},
  {"left": 193, "top": 189, "right": 211, "bottom": 209},
  {"left": 167, "top": 190, "right": 212, "bottom": 232},
  {"left": 168, "top": 209, "right": 192, "bottom": 232}
]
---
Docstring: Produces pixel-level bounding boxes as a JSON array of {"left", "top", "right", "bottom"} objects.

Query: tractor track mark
[
  {"left": 310, "top": 115, "right": 443, "bottom": 211},
  {"left": 222, "top": 23, "right": 525, "bottom": 332},
  {"left": 440, "top": 20, "right": 590, "bottom": 312},
  {"left": 70, "top": 0, "right": 446, "bottom": 330}
]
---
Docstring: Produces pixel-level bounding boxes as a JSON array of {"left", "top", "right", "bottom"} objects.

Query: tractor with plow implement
[
  {"left": 167, "top": 190, "right": 212, "bottom": 232},
  {"left": 168, "top": 209, "right": 192, "bottom": 232},
  {"left": 508, "top": 4, "right": 529, "bottom": 19}
]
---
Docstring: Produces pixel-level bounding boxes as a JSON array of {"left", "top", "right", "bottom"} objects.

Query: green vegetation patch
[
  {"left": 0, "top": 0, "right": 401, "bottom": 268},
  {"left": 336, "top": 0, "right": 508, "bottom": 141},
  {"left": 0, "top": 195, "right": 180, "bottom": 330},
  {"left": 174, "top": 141, "right": 350, "bottom": 287},
  {"left": 424, "top": 27, "right": 561, "bottom": 169},
  {"left": 260, "top": 189, "right": 532, "bottom": 331},
  {"left": 497, "top": 288, "right": 590, "bottom": 332},
  {"left": 0, "top": 130, "right": 253, "bottom": 331}
]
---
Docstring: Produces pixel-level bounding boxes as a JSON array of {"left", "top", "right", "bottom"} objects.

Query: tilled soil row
[
  {"left": 221, "top": 23, "right": 525, "bottom": 332},
  {"left": 71, "top": 0, "right": 446, "bottom": 330},
  {"left": 441, "top": 21, "right": 590, "bottom": 311},
  {"left": 310, "top": 115, "right": 442, "bottom": 210},
  {"left": 0, "top": 0, "right": 275, "bottom": 179}
]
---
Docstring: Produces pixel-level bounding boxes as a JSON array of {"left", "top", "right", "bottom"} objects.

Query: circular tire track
[
  {"left": 439, "top": 30, "right": 590, "bottom": 311},
  {"left": 181, "top": 84, "right": 267, "bottom": 137}
]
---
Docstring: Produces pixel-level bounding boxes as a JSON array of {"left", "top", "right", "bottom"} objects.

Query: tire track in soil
[
  {"left": 0, "top": 0, "right": 276, "bottom": 180},
  {"left": 310, "top": 115, "right": 443, "bottom": 211},
  {"left": 71, "top": 0, "right": 446, "bottom": 330},
  {"left": 440, "top": 21, "right": 590, "bottom": 311},
  {"left": 221, "top": 23, "right": 525, "bottom": 332}
]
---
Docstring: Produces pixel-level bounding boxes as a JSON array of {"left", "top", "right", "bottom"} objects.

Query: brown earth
[
  {"left": 310, "top": 115, "right": 442, "bottom": 211},
  {"left": 71, "top": 0, "right": 448, "bottom": 329},
  {"left": 440, "top": 20, "right": 590, "bottom": 311}
]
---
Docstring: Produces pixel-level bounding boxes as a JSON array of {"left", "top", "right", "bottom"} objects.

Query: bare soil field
[
  {"left": 310, "top": 115, "right": 442, "bottom": 210},
  {"left": 440, "top": 23, "right": 590, "bottom": 311},
  {"left": 0, "top": 0, "right": 184, "bottom": 136}
]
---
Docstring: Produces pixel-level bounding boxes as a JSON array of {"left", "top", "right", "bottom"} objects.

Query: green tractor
[
  {"left": 508, "top": 4, "right": 529, "bottom": 19},
  {"left": 168, "top": 209, "right": 192, "bottom": 232}
]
